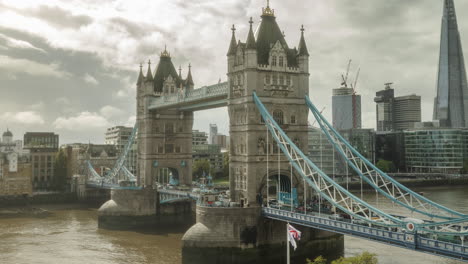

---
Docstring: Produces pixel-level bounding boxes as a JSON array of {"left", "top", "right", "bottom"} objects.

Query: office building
[
  {"left": 192, "top": 144, "right": 224, "bottom": 176},
  {"left": 433, "top": 0, "right": 468, "bottom": 128},
  {"left": 375, "top": 83, "right": 421, "bottom": 131},
  {"left": 405, "top": 128, "right": 468, "bottom": 173},
  {"left": 105, "top": 126, "right": 137, "bottom": 175},
  {"left": 192, "top": 130, "right": 208, "bottom": 145},
  {"left": 340, "top": 128, "right": 375, "bottom": 163},
  {"left": 332, "top": 87, "right": 361, "bottom": 130},
  {"left": 375, "top": 131, "right": 406, "bottom": 172},
  {"left": 23, "top": 132, "right": 59, "bottom": 191},
  {"left": 308, "top": 126, "right": 340, "bottom": 175},
  {"left": 209, "top": 124, "right": 218, "bottom": 144}
]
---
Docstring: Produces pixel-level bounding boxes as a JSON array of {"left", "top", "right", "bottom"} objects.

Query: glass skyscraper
[{"left": 433, "top": 0, "right": 468, "bottom": 128}]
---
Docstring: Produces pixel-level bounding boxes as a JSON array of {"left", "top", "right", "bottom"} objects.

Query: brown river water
[{"left": 0, "top": 185, "right": 466, "bottom": 264}]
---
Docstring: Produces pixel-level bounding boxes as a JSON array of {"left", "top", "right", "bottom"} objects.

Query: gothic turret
[
  {"left": 245, "top": 17, "right": 258, "bottom": 68},
  {"left": 186, "top": 63, "right": 194, "bottom": 89},
  {"left": 137, "top": 63, "right": 145, "bottom": 85},
  {"left": 297, "top": 25, "right": 309, "bottom": 73},
  {"left": 297, "top": 25, "right": 309, "bottom": 56},
  {"left": 227, "top": 25, "right": 237, "bottom": 56},
  {"left": 145, "top": 60, "right": 153, "bottom": 82}
]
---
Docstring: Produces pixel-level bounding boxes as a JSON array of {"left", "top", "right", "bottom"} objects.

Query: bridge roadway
[{"left": 263, "top": 207, "right": 468, "bottom": 261}]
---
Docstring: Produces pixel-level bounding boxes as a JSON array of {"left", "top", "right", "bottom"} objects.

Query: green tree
[
  {"left": 462, "top": 159, "right": 468, "bottom": 173},
  {"left": 307, "top": 252, "right": 378, "bottom": 264},
  {"left": 193, "top": 159, "right": 210, "bottom": 179},
  {"left": 53, "top": 148, "right": 68, "bottom": 192},
  {"left": 376, "top": 159, "right": 395, "bottom": 173}
]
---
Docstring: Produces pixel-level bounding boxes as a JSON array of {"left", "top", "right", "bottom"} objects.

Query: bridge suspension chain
[{"left": 305, "top": 95, "right": 467, "bottom": 221}]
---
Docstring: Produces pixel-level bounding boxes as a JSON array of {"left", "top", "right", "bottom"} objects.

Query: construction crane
[
  {"left": 341, "top": 59, "right": 352, "bottom": 88},
  {"left": 339, "top": 59, "right": 361, "bottom": 129}
]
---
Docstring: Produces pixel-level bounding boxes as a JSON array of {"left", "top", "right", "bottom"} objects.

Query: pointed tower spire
[
  {"left": 186, "top": 63, "right": 194, "bottom": 86},
  {"left": 246, "top": 17, "right": 257, "bottom": 50},
  {"left": 137, "top": 63, "right": 144, "bottom": 85},
  {"left": 146, "top": 60, "right": 153, "bottom": 81},
  {"left": 298, "top": 25, "right": 309, "bottom": 56},
  {"left": 433, "top": 0, "right": 468, "bottom": 128},
  {"left": 227, "top": 24, "right": 237, "bottom": 56}
]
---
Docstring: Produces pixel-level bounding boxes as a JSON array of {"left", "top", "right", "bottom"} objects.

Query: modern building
[
  {"left": 213, "top": 134, "right": 229, "bottom": 150},
  {"left": 105, "top": 126, "right": 137, "bottom": 175},
  {"left": 340, "top": 128, "right": 376, "bottom": 163},
  {"left": 394, "top": 95, "right": 422, "bottom": 130},
  {"left": 332, "top": 87, "right": 361, "bottom": 130},
  {"left": 23, "top": 132, "right": 59, "bottom": 191},
  {"left": 375, "top": 131, "right": 406, "bottom": 172},
  {"left": 433, "top": 0, "right": 468, "bottom": 128},
  {"left": 308, "top": 126, "right": 340, "bottom": 175},
  {"left": 192, "top": 130, "right": 208, "bottom": 145},
  {"left": 404, "top": 128, "right": 468, "bottom": 173},
  {"left": 375, "top": 83, "right": 421, "bottom": 131},
  {"left": 209, "top": 124, "right": 218, "bottom": 144},
  {"left": 192, "top": 144, "right": 224, "bottom": 176}
]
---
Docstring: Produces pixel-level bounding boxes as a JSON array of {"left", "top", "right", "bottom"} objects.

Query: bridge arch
[{"left": 257, "top": 169, "right": 303, "bottom": 205}]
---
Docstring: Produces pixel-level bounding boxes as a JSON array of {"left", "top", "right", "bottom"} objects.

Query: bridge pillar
[
  {"left": 182, "top": 205, "right": 343, "bottom": 264},
  {"left": 97, "top": 187, "right": 156, "bottom": 229}
]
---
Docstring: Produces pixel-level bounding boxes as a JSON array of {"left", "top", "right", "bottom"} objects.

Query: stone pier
[
  {"left": 98, "top": 187, "right": 195, "bottom": 229},
  {"left": 182, "top": 206, "right": 344, "bottom": 264}
]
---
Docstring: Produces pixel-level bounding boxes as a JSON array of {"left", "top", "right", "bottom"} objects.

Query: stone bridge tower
[
  {"left": 227, "top": 3, "right": 310, "bottom": 205},
  {"left": 136, "top": 48, "right": 195, "bottom": 187}
]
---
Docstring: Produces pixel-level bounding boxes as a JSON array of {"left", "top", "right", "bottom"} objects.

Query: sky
[{"left": 1, "top": 0, "right": 468, "bottom": 144}]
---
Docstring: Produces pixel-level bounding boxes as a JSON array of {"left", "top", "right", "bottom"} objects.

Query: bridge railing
[
  {"left": 148, "top": 82, "right": 228, "bottom": 109},
  {"left": 263, "top": 207, "right": 468, "bottom": 259}
]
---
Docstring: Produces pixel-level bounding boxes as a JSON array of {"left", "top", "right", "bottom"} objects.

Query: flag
[{"left": 287, "top": 223, "right": 301, "bottom": 250}]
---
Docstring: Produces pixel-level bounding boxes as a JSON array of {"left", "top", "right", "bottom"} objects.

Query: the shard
[{"left": 433, "top": 0, "right": 468, "bottom": 128}]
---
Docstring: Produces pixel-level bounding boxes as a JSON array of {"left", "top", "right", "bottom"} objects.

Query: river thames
[{"left": 0, "top": 185, "right": 466, "bottom": 264}]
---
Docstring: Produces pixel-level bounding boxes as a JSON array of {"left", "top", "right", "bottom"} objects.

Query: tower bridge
[{"left": 83, "top": 1, "right": 468, "bottom": 263}]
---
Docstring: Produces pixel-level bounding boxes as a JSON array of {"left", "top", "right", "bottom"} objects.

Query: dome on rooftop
[{"left": 3, "top": 129, "right": 12, "bottom": 137}]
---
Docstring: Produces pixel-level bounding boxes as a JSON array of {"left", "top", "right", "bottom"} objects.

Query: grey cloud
[{"left": 29, "top": 5, "right": 93, "bottom": 29}]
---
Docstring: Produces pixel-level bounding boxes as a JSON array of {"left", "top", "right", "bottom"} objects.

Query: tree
[
  {"left": 376, "top": 159, "right": 395, "bottom": 173},
  {"left": 307, "top": 252, "right": 378, "bottom": 264},
  {"left": 53, "top": 148, "right": 68, "bottom": 192},
  {"left": 192, "top": 159, "right": 210, "bottom": 179}
]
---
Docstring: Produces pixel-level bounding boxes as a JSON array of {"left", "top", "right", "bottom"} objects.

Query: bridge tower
[
  {"left": 227, "top": 2, "right": 310, "bottom": 205},
  {"left": 137, "top": 48, "right": 195, "bottom": 187}
]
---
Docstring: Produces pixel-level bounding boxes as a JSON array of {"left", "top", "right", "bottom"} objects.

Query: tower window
[
  {"left": 286, "top": 76, "right": 291, "bottom": 86},
  {"left": 279, "top": 56, "right": 284, "bottom": 67},
  {"left": 273, "top": 110, "right": 284, "bottom": 125},
  {"left": 291, "top": 115, "right": 296, "bottom": 124},
  {"left": 266, "top": 74, "right": 271, "bottom": 84},
  {"left": 272, "top": 75, "right": 277, "bottom": 85},
  {"left": 171, "top": 86, "right": 175, "bottom": 93},
  {"left": 279, "top": 75, "right": 284, "bottom": 85},
  {"left": 272, "top": 56, "right": 277, "bottom": 66},
  {"left": 237, "top": 75, "right": 241, "bottom": 86}
]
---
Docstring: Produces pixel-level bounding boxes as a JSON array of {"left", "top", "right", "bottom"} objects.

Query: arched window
[
  {"left": 273, "top": 110, "right": 284, "bottom": 125},
  {"left": 279, "top": 56, "right": 284, "bottom": 67},
  {"left": 272, "top": 56, "right": 277, "bottom": 66}
]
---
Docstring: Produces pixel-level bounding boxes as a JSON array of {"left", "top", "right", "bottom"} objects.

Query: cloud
[
  {"left": 99, "top": 105, "right": 124, "bottom": 119},
  {"left": 0, "top": 33, "right": 45, "bottom": 53},
  {"left": 0, "top": 55, "right": 71, "bottom": 79},
  {"left": 83, "top": 73, "right": 99, "bottom": 85},
  {"left": 28, "top": 5, "right": 93, "bottom": 29},
  {"left": 53, "top": 111, "right": 110, "bottom": 131},
  {"left": 0, "top": 111, "right": 45, "bottom": 125}
]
